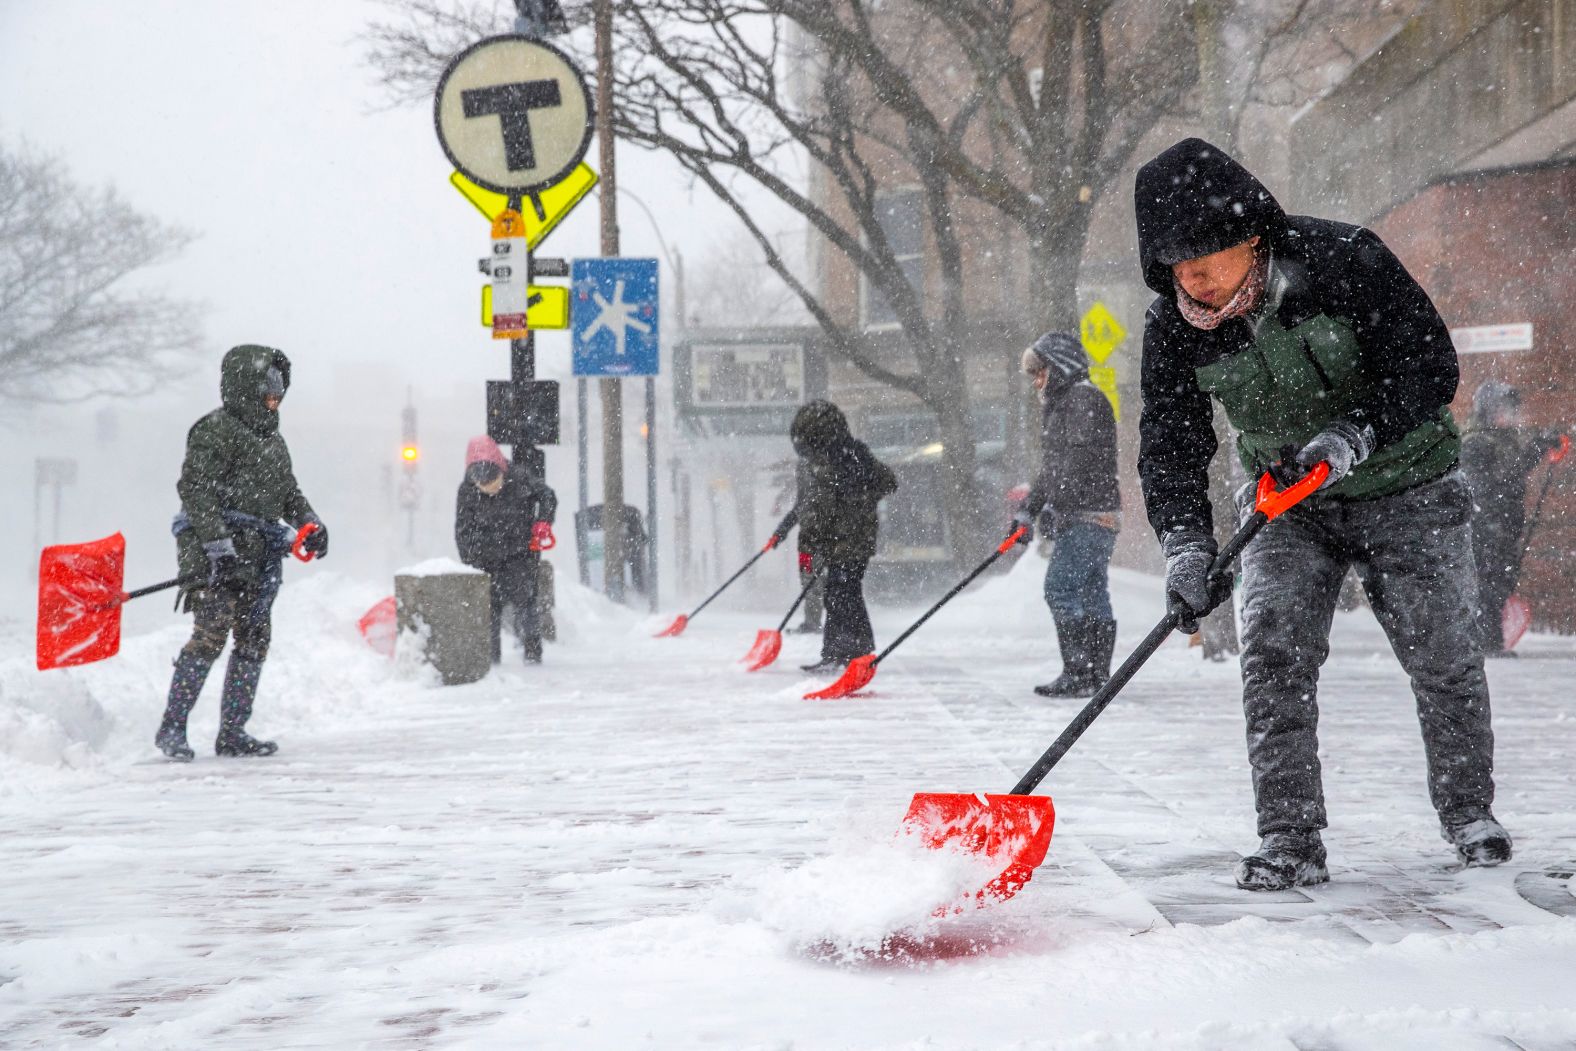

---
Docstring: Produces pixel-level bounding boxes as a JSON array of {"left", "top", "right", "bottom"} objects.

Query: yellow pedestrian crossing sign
[{"left": 1080, "top": 301, "right": 1126, "bottom": 364}]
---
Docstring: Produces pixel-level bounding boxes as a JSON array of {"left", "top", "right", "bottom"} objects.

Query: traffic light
[{"left": 401, "top": 403, "right": 419, "bottom": 470}]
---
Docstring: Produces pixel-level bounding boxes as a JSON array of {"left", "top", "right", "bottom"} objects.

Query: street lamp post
[{"left": 617, "top": 186, "right": 685, "bottom": 613}]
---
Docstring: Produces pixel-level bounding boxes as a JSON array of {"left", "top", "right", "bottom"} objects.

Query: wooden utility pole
[{"left": 594, "top": 0, "right": 626, "bottom": 601}]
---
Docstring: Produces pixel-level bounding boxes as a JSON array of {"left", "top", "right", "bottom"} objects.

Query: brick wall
[{"left": 1370, "top": 161, "right": 1576, "bottom": 632}]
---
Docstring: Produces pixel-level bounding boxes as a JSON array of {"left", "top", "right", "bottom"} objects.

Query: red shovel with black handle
[
  {"left": 741, "top": 566, "right": 824, "bottom": 672},
  {"left": 898, "top": 464, "right": 1328, "bottom": 909},
  {"left": 655, "top": 535, "right": 784, "bottom": 638},
  {"left": 804, "top": 526, "right": 1029, "bottom": 700},
  {"left": 36, "top": 524, "right": 321, "bottom": 671}
]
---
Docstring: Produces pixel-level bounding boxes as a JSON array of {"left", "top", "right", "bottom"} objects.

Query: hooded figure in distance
[
  {"left": 770, "top": 401, "right": 897, "bottom": 673},
  {"left": 1134, "top": 138, "right": 1507, "bottom": 889},
  {"left": 157, "top": 344, "right": 327, "bottom": 761},
  {"left": 1459, "top": 380, "right": 1566, "bottom": 655}
]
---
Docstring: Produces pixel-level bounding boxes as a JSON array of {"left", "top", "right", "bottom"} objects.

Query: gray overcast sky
[
  {"left": 0, "top": 0, "right": 802, "bottom": 620},
  {"left": 0, "top": 0, "right": 761, "bottom": 397}
]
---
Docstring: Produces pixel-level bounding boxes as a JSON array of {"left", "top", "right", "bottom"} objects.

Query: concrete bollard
[{"left": 394, "top": 561, "right": 492, "bottom": 685}]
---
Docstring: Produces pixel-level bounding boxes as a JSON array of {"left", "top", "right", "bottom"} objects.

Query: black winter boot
[
  {"left": 156, "top": 651, "right": 212, "bottom": 762},
  {"left": 1035, "top": 616, "right": 1095, "bottom": 697},
  {"left": 1088, "top": 618, "right": 1116, "bottom": 686},
  {"left": 1236, "top": 830, "right": 1329, "bottom": 891},
  {"left": 215, "top": 655, "right": 278, "bottom": 758},
  {"left": 1440, "top": 809, "right": 1512, "bottom": 866}
]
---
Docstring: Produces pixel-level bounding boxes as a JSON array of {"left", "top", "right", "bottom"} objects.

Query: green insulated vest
[{"left": 1194, "top": 311, "right": 1459, "bottom": 501}]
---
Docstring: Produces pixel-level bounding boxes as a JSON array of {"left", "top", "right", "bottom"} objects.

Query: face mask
[{"left": 261, "top": 366, "right": 286, "bottom": 400}]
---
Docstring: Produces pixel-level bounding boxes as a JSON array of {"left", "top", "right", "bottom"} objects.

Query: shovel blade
[
  {"left": 803, "top": 653, "right": 877, "bottom": 699},
  {"left": 358, "top": 596, "right": 398, "bottom": 658},
  {"left": 901, "top": 792, "right": 1056, "bottom": 907},
  {"left": 654, "top": 613, "right": 689, "bottom": 638},
  {"left": 37, "top": 533, "right": 128, "bottom": 671},
  {"left": 743, "top": 629, "right": 782, "bottom": 671},
  {"left": 1503, "top": 594, "right": 1532, "bottom": 651}
]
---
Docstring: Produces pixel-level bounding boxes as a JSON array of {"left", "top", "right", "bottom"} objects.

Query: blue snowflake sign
[{"left": 571, "top": 258, "right": 660, "bottom": 377}]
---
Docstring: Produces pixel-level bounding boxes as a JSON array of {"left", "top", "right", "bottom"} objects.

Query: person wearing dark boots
[
  {"left": 455, "top": 436, "right": 559, "bottom": 665},
  {"left": 1010, "top": 331, "right": 1121, "bottom": 698},
  {"left": 769, "top": 401, "right": 897, "bottom": 674},
  {"left": 1135, "top": 138, "right": 1509, "bottom": 891},
  {"left": 1460, "top": 379, "right": 1566, "bottom": 657},
  {"left": 157, "top": 344, "right": 328, "bottom": 761}
]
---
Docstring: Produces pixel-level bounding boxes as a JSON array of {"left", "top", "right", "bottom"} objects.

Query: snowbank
[{"left": 2, "top": 573, "right": 401, "bottom": 781}]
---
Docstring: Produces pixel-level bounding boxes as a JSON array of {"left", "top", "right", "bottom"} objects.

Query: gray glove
[
  {"left": 1162, "top": 530, "right": 1217, "bottom": 634},
  {"left": 1009, "top": 508, "right": 1035, "bottom": 544},
  {"left": 1297, "top": 421, "right": 1375, "bottom": 489},
  {"left": 202, "top": 537, "right": 242, "bottom": 589}
]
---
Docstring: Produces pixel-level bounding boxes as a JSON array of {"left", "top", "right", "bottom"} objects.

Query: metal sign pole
[{"left": 645, "top": 375, "right": 657, "bottom": 610}]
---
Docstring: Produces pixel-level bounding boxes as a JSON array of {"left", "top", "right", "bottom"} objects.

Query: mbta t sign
[{"left": 434, "top": 35, "right": 593, "bottom": 197}]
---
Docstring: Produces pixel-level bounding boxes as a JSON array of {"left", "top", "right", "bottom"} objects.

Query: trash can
[
  {"left": 394, "top": 563, "right": 491, "bottom": 685},
  {"left": 576, "top": 503, "right": 649, "bottom": 596}
]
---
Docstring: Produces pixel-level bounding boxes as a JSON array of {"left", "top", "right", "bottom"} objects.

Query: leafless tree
[
  {"left": 0, "top": 143, "right": 202, "bottom": 403},
  {"left": 685, "top": 228, "right": 809, "bottom": 329},
  {"left": 361, "top": 0, "right": 1202, "bottom": 555}
]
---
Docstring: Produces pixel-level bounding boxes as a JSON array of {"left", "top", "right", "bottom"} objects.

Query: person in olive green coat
[
  {"left": 1134, "top": 138, "right": 1506, "bottom": 890},
  {"left": 156, "top": 344, "right": 327, "bottom": 761},
  {"left": 769, "top": 401, "right": 897, "bottom": 673}
]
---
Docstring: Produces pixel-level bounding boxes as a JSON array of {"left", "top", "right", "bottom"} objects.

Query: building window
[{"left": 861, "top": 187, "right": 924, "bottom": 330}]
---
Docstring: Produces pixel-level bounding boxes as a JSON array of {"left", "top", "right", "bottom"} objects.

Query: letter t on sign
[{"left": 461, "top": 80, "right": 563, "bottom": 171}]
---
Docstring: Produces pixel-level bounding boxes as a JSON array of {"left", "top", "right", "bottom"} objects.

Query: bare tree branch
[{"left": 0, "top": 143, "right": 203, "bottom": 403}]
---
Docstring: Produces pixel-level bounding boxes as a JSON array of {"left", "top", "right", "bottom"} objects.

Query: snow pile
[
  {"left": 395, "top": 556, "right": 478, "bottom": 577},
  {"left": 0, "top": 572, "right": 397, "bottom": 778}
]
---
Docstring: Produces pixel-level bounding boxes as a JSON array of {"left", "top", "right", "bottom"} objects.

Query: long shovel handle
[
  {"left": 686, "top": 537, "right": 779, "bottom": 621},
  {"left": 872, "top": 526, "right": 1027, "bottom": 668},
  {"left": 776, "top": 565, "right": 824, "bottom": 633},
  {"left": 124, "top": 577, "right": 188, "bottom": 602},
  {"left": 1006, "top": 465, "right": 1327, "bottom": 797},
  {"left": 1521, "top": 437, "right": 1567, "bottom": 553}
]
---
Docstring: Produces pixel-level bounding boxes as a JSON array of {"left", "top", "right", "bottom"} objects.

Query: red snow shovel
[
  {"left": 804, "top": 526, "right": 1028, "bottom": 700},
  {"left": 742, "top": 567, "right": 823, "bottom": 672},
  {"left": 36, "top": 524, "right": 322, "bottom": 671},
  {"left": 655, "top": 535, "right": 783, "bottom": 637},
  {"left": 901, "top": 463, "right": 1329, "bottom": 908}
]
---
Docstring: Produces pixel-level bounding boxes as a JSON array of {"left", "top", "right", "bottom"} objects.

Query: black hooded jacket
[
  {"left": 776, "top": 401, "right": 897, "bottom": 563},
  {"left": 455, "top": 465, "right": 559, "bottom": 573},
  {"left": 175, "top": 344, "right": 317, "bottom": 584},
  {"left": 1134, "top": 138, "right": 1459, "bottom": 541},
  {"left": 1023, "top": 377, "right": 1120, "bottom": 524}
]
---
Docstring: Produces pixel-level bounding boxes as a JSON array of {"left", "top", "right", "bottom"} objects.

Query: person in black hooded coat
[
  {"left": 1134, "top": 137, "right": 1507, "bottom": 890},
  {"left": 770, "top": 401, "right": 897, "bottom": 673}
]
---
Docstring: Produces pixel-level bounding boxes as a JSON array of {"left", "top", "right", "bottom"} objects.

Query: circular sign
[{"left": 434, "top": 35, "right": 594, "bottom": 197}]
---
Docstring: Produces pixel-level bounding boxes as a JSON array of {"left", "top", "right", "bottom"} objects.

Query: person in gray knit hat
[{"left": 1010, "top": 331, "right": 1121, "bottom": 697}]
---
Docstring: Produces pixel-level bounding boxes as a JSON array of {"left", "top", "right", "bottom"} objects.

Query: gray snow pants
[{"left": 1235, "top": 468, "right": 1495, "bottom": 835}]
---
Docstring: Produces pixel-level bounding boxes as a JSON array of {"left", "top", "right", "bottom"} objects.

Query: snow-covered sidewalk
[{"left": 3, "top": 562, "right": 1575, "bottom": 1049}]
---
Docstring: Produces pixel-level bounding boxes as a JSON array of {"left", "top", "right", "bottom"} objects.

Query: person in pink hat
[{"left": 454, "top": 436, "right": 558, "bottom": 664}]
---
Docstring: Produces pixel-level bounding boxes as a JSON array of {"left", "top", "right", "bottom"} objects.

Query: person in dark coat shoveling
[
  {"left": 770, "top": 401, "right": 898, "bottom": 674},
  {"left": 1010, "top": 331, "right": 1121, "bottom": 698},
  {"left": 455, "top": 436, "right": 558, "bottom": 665},
  {"left": 1460, "top": 379, "right": 1567, "bottom": 657},
  {"left": 157, "top": 344, "right": 328, "bottom": 761},
  {"left": 1134, "top": 138, "right": 1509, "bottom": 890}
]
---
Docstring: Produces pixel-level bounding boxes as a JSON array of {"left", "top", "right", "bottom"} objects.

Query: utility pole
[{"left": 594, "top": 0, "right": 626, "bottom": 602}]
